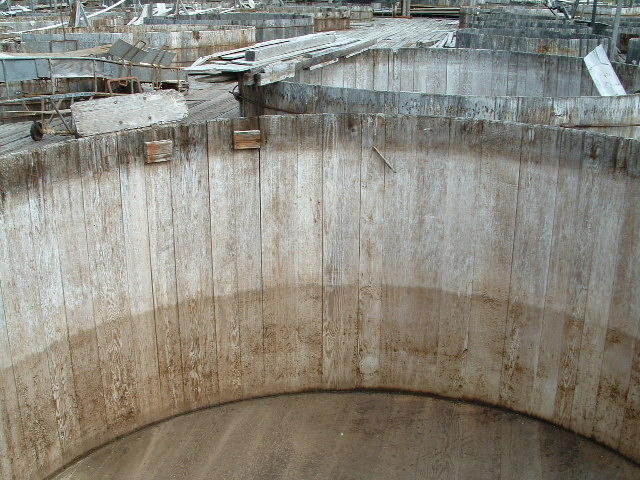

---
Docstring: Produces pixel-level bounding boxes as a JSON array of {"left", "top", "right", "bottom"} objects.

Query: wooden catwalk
[{"left": 53, "top": 392, "right": 639, "bottom": 480}]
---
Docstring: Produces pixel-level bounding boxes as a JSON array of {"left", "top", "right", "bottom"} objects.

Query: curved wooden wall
[
  {"left": 0, "top": 114, "right": 639, "bottom": 480},
  {"left": 455, "top": 30, "right": 609, "bottom": 57},
  {"left": 19, "top": 25, "right": 256, "bottom": 67},
  {"left": 293, "top": 48, "right": 640, "bottom": 97},
  {"left": 240, "top": 81, "right": 640, "bottom": 139},
  {"left": 145, "top": 13, "right": 315, "bottom": 42}
]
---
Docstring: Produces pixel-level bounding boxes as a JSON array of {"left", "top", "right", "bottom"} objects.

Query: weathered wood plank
[
  {"left": 170, "top": 123, "right": 218, "bottom": 410},
  {"left": 27, "top": 145, "right": 81, "bottom": 459},
  {"left": 72, "top": 91, "right": 188, "bottom": 137},
  {"left": 144, "top": 127, "right": 185, "bottom": 415},
  {"left": 570, "top": 136, "right": 628, "bottom": 437},
  {"left": 295, "top": 115, "right": 324, "bottom": 390},
  {"left": 0, "top": 151, "right": 62, "bottom": 472},
  {"left": 210, "top": 117, "right": 264, "bottom": 402},
  {"left": 260, "top": 114, "right": 299, "bottom": 394},
  {"left": 342, "top": 55, "right": 357, "bottom": 89},
  {"left": 500, "top": 126, "right": 559, "bottom": 414},
  {"left": 357, "top": 114, "right": 385, "bottom": 388},
  {"left": 372, "top": 49, "right": 390, "bottom": 92},
  {"left": 79, "top": 134, "right": 140, "bottom": 435},
  {"left": 618, "top": 140, "right": 640, "bottom": 460},
  {"left": 48, "top": 140, "right": 107, "bottom": 447},
  {"left": 435, "top": 119, "right": 482, "bottom": 397},
  {"left": 592, "top": 159, "right": 640, "bottom": 448},
  {"left": 144, "top": 140, "right": 173, "bottom": 163},
  {"left": 0, "top": 274, "right": 24, "bottom": 479},
  {"left": 532, "top": 129, "right": 593, "bottom": 424},
  {"left": 245, "top": 34, "right": 335, "bottom": 61},
  {"left": 233, "top": 130, "right": 261, "bottom": 150},
  {"left": 355, "top": 49, "right": 374, "bottom": 91},
  {"left": 463, "top": 121, "right": 521, "bottom": 404},
  {"left": 387, "top": 50, "right": 401, "bottom": 92},
  {"left": 380, "top": 115, "right": 419, "bottom": 389},
  {"left": 380, "top": 115, "right": 448, "bottom": 391},
  {"left": 399, "top": 47, "right": 415, "bottom": 92},
  {"left": 322, "top": 114, "right": 360, "bottom": 390},
  {"left": 117, "top": 130, "right": 162, "bottom": 425},
  {"left": 209, "top": 118, "right": 242, "bottom": 403},
  {"left": 260, "top": 115, "right": 323, "bottom": 394}
]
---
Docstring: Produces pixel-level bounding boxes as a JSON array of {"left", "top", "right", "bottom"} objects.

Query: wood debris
[{"left": 185, "top": 32, "right": 376, "bottom": 85}]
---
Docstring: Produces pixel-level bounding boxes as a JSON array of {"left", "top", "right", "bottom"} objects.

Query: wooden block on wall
[
  {"left": 233, "top": 130, "right": 261, "bottom": 150},
  {"left": 145, "top": 140, "right": 173, "bottom": 163}
]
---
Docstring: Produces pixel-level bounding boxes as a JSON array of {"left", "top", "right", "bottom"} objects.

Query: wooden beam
[
  {"left": 71, "top": 91, "right": 188, "bottom": 137},
  {"left": 244, "top": 34, "right": 336, "bottom": 61},
  {"left": 233, "top": 130, "right": 261, "bottom": 149},
  {"left": 145, "top": 140, "right": 173, "bottom": 163}
]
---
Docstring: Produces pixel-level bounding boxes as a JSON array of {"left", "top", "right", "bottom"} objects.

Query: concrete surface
[{"left": 51, "top": 392, "right": 640, "bottom": 480}]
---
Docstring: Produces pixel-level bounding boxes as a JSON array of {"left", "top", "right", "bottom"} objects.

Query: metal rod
[
  {"left": 50, "top": 99, "right": 74, "bottom": 134},
  {"left": 372, "top": 146, "right": 397, "bottom": 173}
]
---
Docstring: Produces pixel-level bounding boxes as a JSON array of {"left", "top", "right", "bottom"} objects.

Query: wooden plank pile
[
  {"left": 410, "top": 5, "right": 461, "bottom": 18},
  {"left": 185, "top": 32, "right": 376, "bottom": 85}
]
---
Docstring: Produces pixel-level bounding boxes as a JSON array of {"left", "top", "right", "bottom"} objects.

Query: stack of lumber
[
  {"left": 373, "top": 4, "right": 460, "bottom": 18},
  {"left": 410, "top": 5, "right": 460, "bottom": 18},
  {"left": 185, "top": 32, "right": 376, "bottom": 85}
]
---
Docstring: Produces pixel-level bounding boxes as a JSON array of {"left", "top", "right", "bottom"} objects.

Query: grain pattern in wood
[
  {"left": 357, "top": 114, "right": 385, "bottom": 387},
  {"left": 500, "top": 126, "right": 559, "bottom": 414},
  {"left": 117, "top": 130, "right": 163, "bottom": 425},
  {"left": 47, "top": 141, "right": 107, "bottom": 446},
  {"left": 27, "top": 145, "right": 81, "bottom": 458},
  {"left": 79, "top": 134, "right": 140, "bottom": 434},
  {"left": 169, "top": 123, "right": 218, "bottom": 409},
  {"left": 435, "top": 119, "right": 482, "bottom": 397},
  {"left": 144, "top": 126, "right": 185, "bottom": 415},
  {"left": 464, "top": 121, "right": 521, "bottom": 404},
  {"left": 0, "top": 151, "right": 63, "bottom": 472},
  {"left": 322, "top": 114, "right": 360, "bottom": 390},
  {"left": 210, "top": 117, "right": 265, "bottom": 401}
]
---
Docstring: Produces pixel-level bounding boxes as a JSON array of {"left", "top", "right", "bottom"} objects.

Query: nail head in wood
[
  {"left": 233, "top": 130, "right": 261, "bottom": 150},
  {"left": 145, "top": 140, "right": 173, "bottom": 163}
]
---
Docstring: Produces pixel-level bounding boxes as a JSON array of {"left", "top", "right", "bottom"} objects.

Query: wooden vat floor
[{"left": 52, "top": 392, "right": 639, "bottom": 480}]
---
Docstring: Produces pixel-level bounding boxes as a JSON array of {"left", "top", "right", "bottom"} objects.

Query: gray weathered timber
[
  {"left": 145, "top": 13, "right": 314, "bottom": 42},
  {"left": 240, "top": 81, "right": 640, "bottom": 139},
  {"left": 0, "top": 114, "right": 638, "bottom": 480},
  {"left": 245, "top": 33, "right": 335, "bottom": 61},
  {"left": 71, "top": 90, "right": 188, "bottom": 137},
  {"left": 293, "top": 48, "right": 640, "bottom": 97},
  {"left": 238, "top": 5, "right": 354, "bottom": 31},
  {"left": 17, "top": 25, "right": 255, "bottom": 67},
  {"left": 456, "top": 29, "right": 610, "bottom": 57}
]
